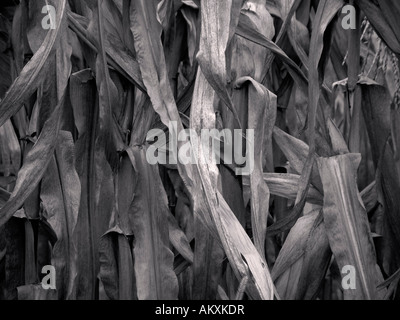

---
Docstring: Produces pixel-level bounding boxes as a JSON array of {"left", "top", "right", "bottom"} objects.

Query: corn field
[{"left": 0, "top": 0, "right": 399, "bottom": 301}]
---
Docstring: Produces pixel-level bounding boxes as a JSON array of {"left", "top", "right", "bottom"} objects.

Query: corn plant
[{"left": 0, "top": 0, "right": 399, "bottom": 300}]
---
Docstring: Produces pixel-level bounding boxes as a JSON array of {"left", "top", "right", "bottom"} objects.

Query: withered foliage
[{"left": 0, "top": 0, "right": 399, "bottom": 300}]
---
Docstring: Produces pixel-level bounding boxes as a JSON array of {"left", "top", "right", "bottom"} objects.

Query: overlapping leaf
[
  {"left": 0, "top": 0, "right": 67, "bottom": 127},
  {"left": 317, "top": 154, "right": 385, "bottom": 299}
]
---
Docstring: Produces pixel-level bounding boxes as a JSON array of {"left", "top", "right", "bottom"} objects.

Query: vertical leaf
[
  {"left": 317, "top": 154, "right": 385, "bottom": 299},
  {"left": 127, "top": 146, "right": 178, "bottom": 300},
  {"left": 40, "top": 131, "right": 81, "bottom": 299},
  {"left": 234, "top": 76, "right": 276, "bottom": 259}
]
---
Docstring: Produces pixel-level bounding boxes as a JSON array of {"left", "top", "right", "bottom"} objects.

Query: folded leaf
[
  {"left": 262, "top": 173, "right": 323, "bottom": 206},
  {"left": 0, "top": 0, "right": 67, "bottom": 127},
  {"left": 272, "top": 210, "right": 330, "bottom": 300},
  {"left": 234, "top": 76, "right": 276, "bottom": 258},
  {"left": 126, "top": 146, "right": 178, "bottom": 300},
  {"left": 0, "top": 94, "right": 64, "bottom": 228},
  {"left": 197, "top": 0, "right": 241, "bottom": 126},
  {"left": 40, "top": 131, "right": 81, "bottom": 300},
  {"left": 99, "top": 226, "right": 136, "bottom": 300},
  {"left": 317, "top": 154, "right": 385, "bottom": 299}
]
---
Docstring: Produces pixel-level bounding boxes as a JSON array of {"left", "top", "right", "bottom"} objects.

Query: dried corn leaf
[
  {"left": 0, "top": 95, "right": 64, "bottom": 228},
  {"left": 40, "top": 131, "right": 81, "bottom": 300},
  {"left": 126, "top": 146, "right": 178, "bottom": 300},
  {"left": 262, "top": 173, "right": 323, "bottom": 206},
  {"left": 234, "top": 76, "right": 276, "bottom": 258},
  {"left": 0, "top": 0, "right": 67, "bottom": 127},
  {"left": 317, "top": 154, "right": 385, "bottom": 299},
  {"left": 197, "top": 0, "right": 241, "bottom": 126},
  {"left": 272, "top": 210, "right": 329, "bottom": 300}
]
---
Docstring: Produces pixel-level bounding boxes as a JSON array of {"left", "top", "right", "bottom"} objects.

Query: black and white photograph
[{"left": 0, "top": 0, "right": 399, "bottom": 307}]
